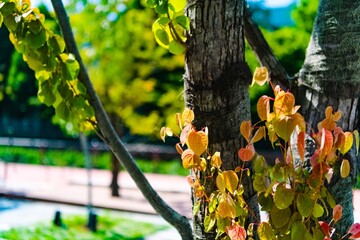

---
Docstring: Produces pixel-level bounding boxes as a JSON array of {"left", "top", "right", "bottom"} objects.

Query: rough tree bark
[
  {"left": 185, "top": 0, "right": 260, "bottom": 238},
  {"left": 297, "top": 0, "right": 360, "bottom": 236}
]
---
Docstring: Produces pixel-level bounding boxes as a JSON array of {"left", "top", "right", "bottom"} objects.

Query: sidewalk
[{"left": 0, "top": 163, "right": 192, "bottom": 218}]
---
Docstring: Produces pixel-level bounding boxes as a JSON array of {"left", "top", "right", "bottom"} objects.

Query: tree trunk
[
  {"left": 185, "top": 0, "right": 260, "bottom": 238},
  {"left": 297, "top": 0, "right": 360, "bottom": 236},
  {"left": 109, "top": 113, "right": 123, "bottom": 197}
]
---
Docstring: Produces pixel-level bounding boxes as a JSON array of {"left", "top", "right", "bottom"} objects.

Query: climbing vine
[
  {"left": 0, "top": 0, "right": 95, "bottom": 132},
  {"left": 161, "top": 67, "right": 360, "bottom": 239}
]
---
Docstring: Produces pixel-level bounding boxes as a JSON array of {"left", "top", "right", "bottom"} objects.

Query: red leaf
[
  {"left": 225, "top": 224, "right": 247, "bottom": 240},
  {"left": 297, "top": 131, "right": 305, "bottom": 162},
  {"left": 238, "top": 144, "right": 255, "bottom": 162},
  {"left": 348, "top": 223, "right": 360, "bottom": 239},
  {"left": 319, "top": 221, "right": 331, "bottom": 238}
]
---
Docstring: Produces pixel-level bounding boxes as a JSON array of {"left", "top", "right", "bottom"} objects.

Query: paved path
[{"left": 0, "top": 163, "right": 192, "bottom": 218}]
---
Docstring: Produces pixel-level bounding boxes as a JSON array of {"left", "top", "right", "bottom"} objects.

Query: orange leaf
[
  {"left": 251, "top": 67, "right": 269, "bottom": 86},
  {"left": 273, "top": 91, "right": 295, "bottom": 117},
  {"left": 334, "top": 131, "right": 345, "bottom": 149},
  {"left": 240, "top": 120, "right": 252, "bottom": 143},
  {"left": 226, "top": 224, "right": 247, "bottom": 240},
  {"left": 340, "top": 132, "right": 354, "bottom": 155},
  {"left": 187, "top": 131, "right": 208, "bottom": 155},
  {"left": 181, "top": 149, "right": 200, "bottom": 169},
  {"left": 319, "top": 129, "right": 333, "bottom": 161},
  {"left": 333, "top": 204, "right": 342, "bottom": 223},
  {"left": 175, "top": 143, "right": 183, "bottom": 155},
  {"left": 182, "top": 108, "right": 194, "bottom": 124},
  {"left": 297, "top": 131, "right": 305, "bottom": 162},
  {"left": 238, "top": 144, "right": 255, "bottom": 162},
  {"left": 257, "top": 96, "right": 270, "bottom": 121},
  {"left": 251, "top": 126, "right": 265, "bottom": 144}
]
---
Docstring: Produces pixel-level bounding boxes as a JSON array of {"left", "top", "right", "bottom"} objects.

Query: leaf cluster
[
  {"left": 0, "top": 0, "right": 95, "bottom": 132},
  {"left": 147, "top": 0, "right": 188, "bottom": 54},
  {"left": 161, "top": 67, "right": 360, "bottom": 240}
]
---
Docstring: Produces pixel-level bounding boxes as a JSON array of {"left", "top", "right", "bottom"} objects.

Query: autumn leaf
[
  {"left": 257, "top": 95, "right": 270, "bottom": 121},
  {"left": 187, "top": 130, "right": 208, "bottom": 155},
  {"left": 181, "top": 149, "right": 200, "bottom": 169},
  {"left": 340, "top": 159, "right": 350, "bottom": 178},
  {"left": 339, "top": 132, "right": 354, "bottom": 155},
  {"left": 319, "top": 221, "right": 332, "bottom": 238},
  {"left": 354, "top": 130, "right": 359, "bottom": 156},
  {"left": 348, "top": 223, "right": 360, "bottom": 239},
  {"left": 175, "top": 112, "right": 182, "bottom": 129},
  {"left": 273, "top": 91, "right": 295, "bottom": 117},
  {"left": 240, "top": 120, "right": 252, "bottom": 143},
  {"left": 318, "top": 106, "right": 342, "bottom": 131},
  {"left": 273, "top": 115, "right": 297, "bottom": 141},
  {"left": 225, "top": 224, "right": 247, "bottom": 240},
  {"left": 217, "top": 193, "right": 237, "bottom": 218},
  {"left": 318, "top": 128, "right": 334, "bottom": 161},
  {"left": 297, "top": 131, "right": 305, "bottom": 162},
  {"left": 332, "top": 204, "right": 342, "bottom": 223},
  {"left": 216, "top": 170, "right": 239, "bottom": 194},
  {"left": 251, "top": 126, "right": 265, "bottom": 144},
  {"left": 181, "top": 108, "right": 194, "bottom": 125},
  {"left": 211, "top": 151, "right": 222, "bottom": 169},
  {"left": 160, "top": 127, "right": 166, "bottom": 142},
  {"left": 238, "top": 144, "right": 255, "bottom": 162},
  {"left": 251, "top": 67, "right": 269, "bottom": 86},
  {"left": 175, "top": 143, "right": 183, "bottom": 155},
  {"left": 180, "top": 124, "right": 192, "bottom": 146}
]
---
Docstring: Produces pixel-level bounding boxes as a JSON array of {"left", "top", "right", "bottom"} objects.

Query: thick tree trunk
[
  {"left": 185, "top": 0, "right": 260, "bottom": 238},
  {"left": 297, "top": 0, "right": 360, "bottom": 237}
]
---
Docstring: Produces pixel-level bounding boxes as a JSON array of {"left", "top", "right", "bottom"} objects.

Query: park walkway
[{"left": 0, "top": 163, "right": 192, "bottom": 218}]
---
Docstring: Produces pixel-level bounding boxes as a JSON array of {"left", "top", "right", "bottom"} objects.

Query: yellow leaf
[
  {"left": 240, "top": 120, "right": 252, "bottom": 143},
  {"left": 182, "top": 108, "right": 194, "bottom": 125},
  {"left": 211, "top": 151, "right": 222, "bottom": 169},
  {"left": 187, "top": 131, "right": 208, "bottom": 155},
  {"left": 340, "top": 132, "right": 353, "bottom": 155},
  {"left": 251, "top": 67, "right": 269, "bottom": 86},
  {"left": 175, "top": 143, "right": 183, "bottom": 155},
  {"left": 354, "top": 130, "right": 359, "bottom": 156},
  {"left": 216, "top": 171, "right": 239, "bottom": 194},
  {"left": 217, "top": 193, "right": 237, "bottom": 218},
  {"left": 160, "top": 127, "right": 166, "bottom": 142},
  {"left": 257, "top": 96, "right": 270, "bottom": 121},
  {"left": 340, "top": 159, "right": 350, "bottom": 178},
  {"left": 175, "top": 113, "right": 182, "bottom": 129},
  {"left": 251, "top": 126, "right": 265, "bottom": 144},
  {"left": 273, "top": 115, "right": 297, "bottom": 141}
]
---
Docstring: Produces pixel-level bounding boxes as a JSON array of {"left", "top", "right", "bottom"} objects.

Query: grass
[
  {"left": 0, "top": 214, "right": 169, "bottom": 240},
  {"left": 0, "top": 146, "right": 188, "bottom": 176}
]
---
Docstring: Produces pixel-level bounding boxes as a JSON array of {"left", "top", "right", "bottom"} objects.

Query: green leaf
[
  {"left": 291, "top": 221, "right": 312, "bottom": 240},
  {"left": 38, "top": 82, "right": 56, "bottom": 106},
  {"left": 168, "top": 0, "right": 186, "bottom": 12},
  {"left": 297, "top": 193, "right": 315, "bottom": 217},
  {"left": 76, "top": 81, "right": 87, "bottom": 95},
  {"left": 0, "top": 14, "right": 3, "bottom": 28},
  {"left": 0, "top": 2, "right": 15, "bottom": 17},
  {"left": 25, "top": 28, "right": 47, "bottom": 49},
  {"left": 155, "top": 2, "right": 168, "bottom": 14},
  {"left": 270, "top": 206, "right": 291, "bottom": 228},
  {"left": 169, "top": 40, "right": 185, "bottom": 54},
  {"left": 258, "top": 192, "right": 273, "bottom": 211},
  {"left": 312, "top": 203, "right": 324, "bottom": 218},
  {"left": 49, "top": 34, "right": 65, "bottom": 55},
  {"left": 4, "top": 14, "right": 17, "bottom": 31},
  {"left": 204, "top": 214, "right": 216, "bottom": 233},
  {"left": 271, "top": 163, "right": 284, "bottom": 182},
  {"left": 175, "top": 15, "right": 189, "bottom": 30},
  {"left": 155, "top": 29, "right": 169, "bottom": 46},
  {"left": 326, "top": 192, "right": 336, "bottom": 208},
  {"left": 254, "top": 155, "right": 267, "bottom": 175},
  {"left": 274, "top": 184, "right": 294, "bottom": 209},
  {"left": 56, "top": 101, "right": 70, "bottom": 121},
  {"left": 146, "top": 0, "right": 158, "bottom": 8},
  {"left": 157, "top": 17, "right": 171, "bottom": 25},
  {"left": 208, "top": 192, "right": 218, "bottom": 214},
  {"left": 73, "top": 95, "right": 86, "bottom": 109},
  {"left": 253, "top": 175, "right": 267, "bottom": 192},
  {"left": 258, "top": 222, "right": 276, "bottom": 240},
  {"left": 28, "top": 19, "right": 42, "bottom": 35}
]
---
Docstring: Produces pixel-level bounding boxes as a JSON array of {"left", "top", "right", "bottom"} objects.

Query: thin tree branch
[
  {"left": 244, "top": 7, "right": 291, "bottom": 90},
  {"left": 50, "top": 0, "right": 192, "bottom": 238}
]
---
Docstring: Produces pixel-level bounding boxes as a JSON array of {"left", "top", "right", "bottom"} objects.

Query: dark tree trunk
[
  {"left": 185, "top": 0, "right": 260, "bottom": 238},
  {"left": 297, "top": 0, "right": 360, "bottom": 236}
]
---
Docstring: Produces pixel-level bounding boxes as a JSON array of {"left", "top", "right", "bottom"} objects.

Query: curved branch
[
  {"left": 244, "top": 7, "right": 291, "bottom": 90},
  {"left": 50, "top": 0, "right": 192, "bottom": 238}
]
